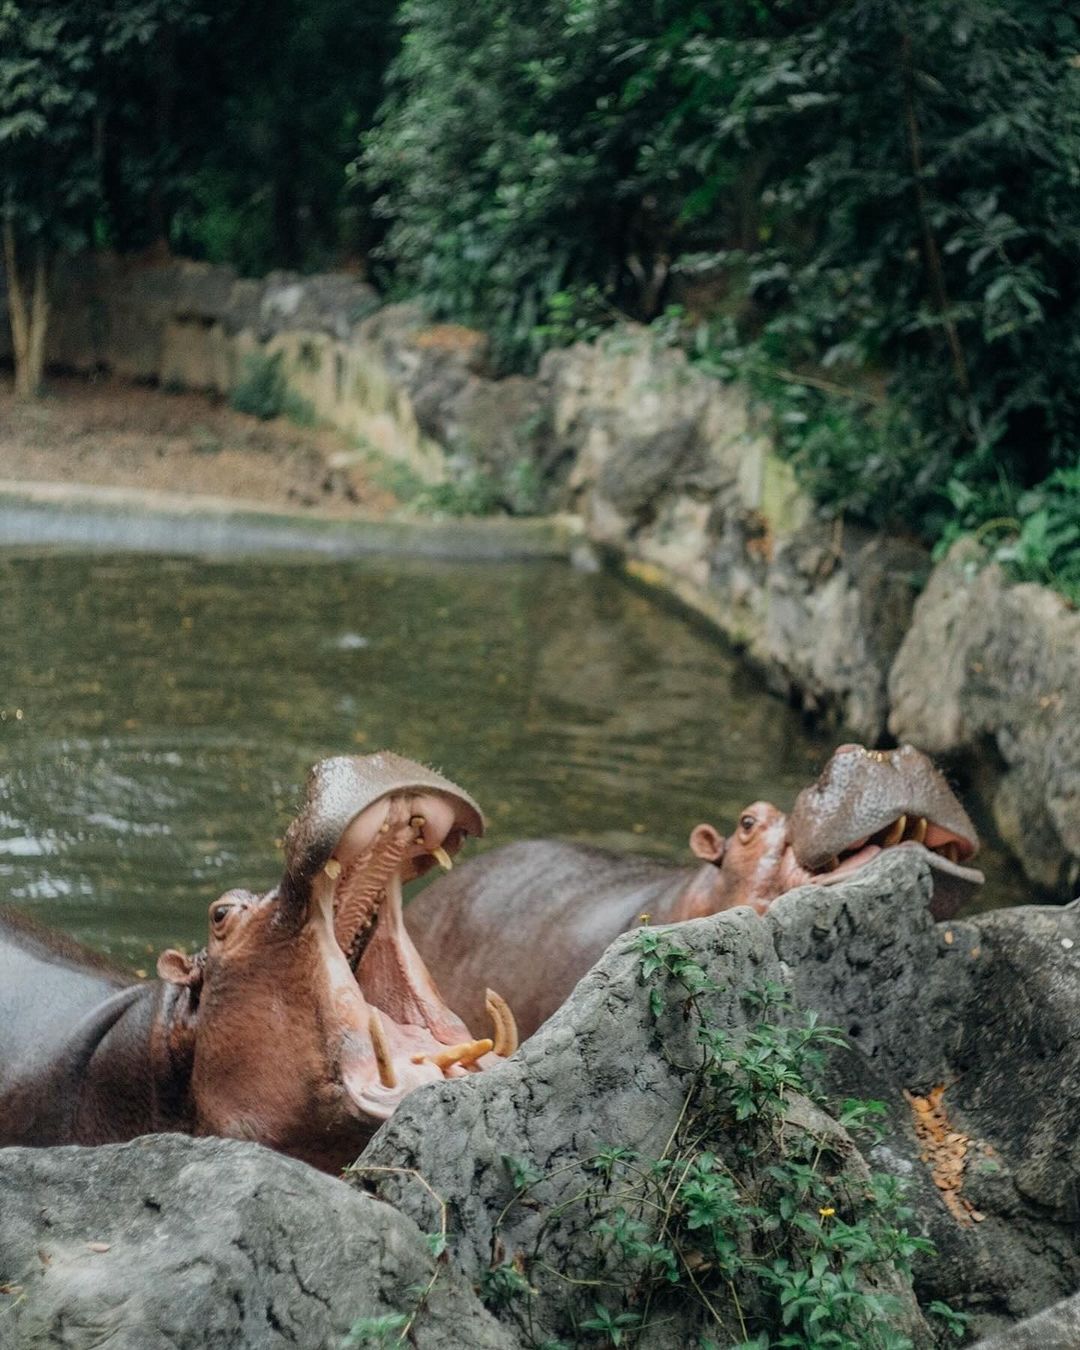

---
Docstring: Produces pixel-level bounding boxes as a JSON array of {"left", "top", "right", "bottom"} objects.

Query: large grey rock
[
  {"left": 974, "top": 1291, "right": 1080, "bottom": 1348},
  {"left": 763, "top": 523, "right": 928, "bottom": 736},
  {"left": 890, "top": 543, "right": 1080, "bottom": 896},
  {"left": 360, "top": 853, "right": 1080, "bottom": 1345},
  {"left": 0, "top": 1134, "right": 513, "bottom": 1350}
]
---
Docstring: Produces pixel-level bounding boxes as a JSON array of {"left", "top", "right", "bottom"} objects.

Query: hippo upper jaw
[
  {"left": 788, "top": 744, "right": 979, "bottom": 873},
  {"left": 306, "top": 774, "right": 519, "bottom": 1129}
]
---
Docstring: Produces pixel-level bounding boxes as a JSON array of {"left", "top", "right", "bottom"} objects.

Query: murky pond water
[{"left": 0, "top": 549, "right": 1021, "bottom": 964}]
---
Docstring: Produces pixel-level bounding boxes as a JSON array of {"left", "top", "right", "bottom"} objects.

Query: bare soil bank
[{"left": 0, "top": 373, "right": 396, "bottom": 518}]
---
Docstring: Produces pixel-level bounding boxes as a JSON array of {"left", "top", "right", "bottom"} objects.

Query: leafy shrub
[{"left": 229, "top": 350, "right": 288, "bottom": 420}]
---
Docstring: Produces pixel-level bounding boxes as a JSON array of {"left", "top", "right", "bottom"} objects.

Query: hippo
[
  {"left": 406, "top": 743, "right": 983, "bottom": 1040},
  {"left": 0, "top": 752, "right": 518, "bottom": 1174}
]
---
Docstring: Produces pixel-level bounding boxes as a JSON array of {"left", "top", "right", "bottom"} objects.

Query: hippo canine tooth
[
  {"left": 323, "top": 858, "right": 342, "bottom": 881},
  {"left": 908, "top": 816, "right": 928, "bottom": 844},
  {"left": 882, "top": 816, "right": 906, "bottom": 847},
  {"left": 412, "top": 1038, "right": 493, "bottom": 1071},
  {"left": 485, "top": 988, "right": 519, "bottom": 1058},
  {"left": 432, "top": 846, "right": 454, "bottom": 871},
  {"left": 368, "top": 1010, "right": 397, "bottom": 1090}
]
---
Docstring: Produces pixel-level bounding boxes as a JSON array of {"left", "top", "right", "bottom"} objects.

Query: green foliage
[
  {"left": 361, "top": 0, "right": 716, "bottom": 369},
  {"left": 229, "top": 350, "right": 288, "bottom": 420},
  {"left": 0, "top": 1, "right": 99, "bottom": 254},
  {"left": 986, "top": 468, "right": 1080, "bottom": 602},
  {"left": 342, "top": 1313, "right": 409, "bottom": 1348}
]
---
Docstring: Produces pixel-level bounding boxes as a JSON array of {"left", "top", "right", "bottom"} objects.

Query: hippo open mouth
[
  {"left": 785, "top": 744, "right": 984, "bottom": 914},
  {"left": 284, "top": 753, "right": 518, "bottom": 1127}
]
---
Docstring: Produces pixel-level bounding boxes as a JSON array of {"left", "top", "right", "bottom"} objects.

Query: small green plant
[
  {"left": 342, "top": 1313, "right": 409, "bottom": 1348},
  {"left": 532, "top": 286, "right": 618, "bottom": 353},
  {"left": 229, "top": 350, "right": 288, "bottom": 420}
]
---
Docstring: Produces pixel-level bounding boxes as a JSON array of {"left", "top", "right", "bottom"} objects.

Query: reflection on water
[{"left": 0, "top": 550, "right": 1022, "bottom": 963}]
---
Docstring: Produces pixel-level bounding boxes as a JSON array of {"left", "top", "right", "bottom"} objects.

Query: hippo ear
[
  {"left": 689, "top": 823, "right": 726, "bottom": 864},
  {"left": 157, "top": 949, "right": 203, "bottom": 989}
]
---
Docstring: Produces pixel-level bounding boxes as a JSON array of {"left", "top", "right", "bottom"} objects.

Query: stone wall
[{"left": 3, "top": 253, "right": 1079, "bottom": 896}]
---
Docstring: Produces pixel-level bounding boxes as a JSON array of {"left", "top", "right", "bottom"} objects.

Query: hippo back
[
  {"left": 404, "top": 839, "right": 691, "bottom": 1039},
  {"left": 0, "top": 907, "right": 137, "bottom": 1111}
]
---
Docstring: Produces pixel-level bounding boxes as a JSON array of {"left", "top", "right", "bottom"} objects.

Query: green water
[{"left": 0, "top": 550, "right": 1019, "bottom": 964}]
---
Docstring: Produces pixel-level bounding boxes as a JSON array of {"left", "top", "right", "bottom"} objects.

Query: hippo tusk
[
  {"left": 432, "top": 846, "right": 454, "bottom": 871},
  {"left": 411, "top": 1038, "right": 494, "bottom": 1071},
  {"left": 323, "top": 858, "right": 342, "bottom": 880},
  {"left": 907, "top": 815, "right": 928, "bottom": 844},
  {"left": 882, "top": 815, "right": 907, "bottom": 847},
  {"left": 485, "top": 988, "right": 519, "bottom": 1058},
  {"left": 368, "top": 1010, "right": 397, "bottom": 1090}
]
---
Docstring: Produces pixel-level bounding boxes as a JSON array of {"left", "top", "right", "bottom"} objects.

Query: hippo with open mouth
[
  {"left": 0, "top": 752, "right": 518, "bottom": 1173},
  {"left": 406, "top": 743, "right": 983, "bottom": 1040}
]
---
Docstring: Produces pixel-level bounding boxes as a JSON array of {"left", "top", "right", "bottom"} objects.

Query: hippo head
[
  {"left": 156, "top": 752, "right": 517, "bottom": 1172},
  {"left": 687, "top": 743, "right": 983, "bottom": 921}
]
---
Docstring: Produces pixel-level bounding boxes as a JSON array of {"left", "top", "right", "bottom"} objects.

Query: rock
[
  {"left": 763, "top": 523, "right": 928, "bottom": 737},
  {"left": 360, "top": 853, "right": 1080, "bottom": 1345},
  {"left": 0, "top": 1134, "right": 513, "bottom": 1350},
  {"left": 890, "top": 543, "right": 1080, "bottom": 895},
  {"left": 973, "top": 1292, "right": 1080, "bottom": 1349}
]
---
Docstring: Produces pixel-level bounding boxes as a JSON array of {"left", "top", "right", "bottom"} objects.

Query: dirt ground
[{"left": 0, "top": 373, "right": 398, "bottom": 516}]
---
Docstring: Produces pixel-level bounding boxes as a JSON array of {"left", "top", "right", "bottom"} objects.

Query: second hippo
[{"left": 405, "top": 744, "right": 983, "bottom": 1039}]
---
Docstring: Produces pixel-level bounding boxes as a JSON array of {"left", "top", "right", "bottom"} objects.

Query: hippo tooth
[
  {"left": 411, "top": 1038, "right": 494, "bottom": 1071},
  {"left": 323, "top": 858, "right": 343, "bottom": 881},
  {"left": 908, "top": 816, "right": 928, "bottom": 844},
  {"left": 432, "top": 846, "right": 454, "bottom": 871},
  {"left": 940, "top": 841, "right": 961, "bottom": 863},
  {"left": 368, "top": 1010, "right": 397, "bottom": 1090},
  {"left": 882, "top": 815, "right": 907, "bottom": 847},
  {"left": 485, "top": 988, "right": 519, "bottom": 1058}
]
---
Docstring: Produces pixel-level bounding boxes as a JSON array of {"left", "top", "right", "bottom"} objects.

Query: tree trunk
[{"left": 3, "top": 223, "right": 50, "bottom": 399}]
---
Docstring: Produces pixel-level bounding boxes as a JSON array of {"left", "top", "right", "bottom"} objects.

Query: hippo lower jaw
[
  {"left": 316, "top": 792, "right": 518, "bottom": 1124},
  {"left": 771, "top": 799, "right": 983, "bottom": 921},
  {"left": 809, "top": 841, "right": 984, "bottom": 917}
]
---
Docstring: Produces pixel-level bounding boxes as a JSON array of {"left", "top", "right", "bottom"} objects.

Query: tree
[{"left": 0, "top": 0, "right": 97, "bottom": 397}]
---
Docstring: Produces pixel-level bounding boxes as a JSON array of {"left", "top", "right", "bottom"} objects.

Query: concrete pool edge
[{"left": 0, "top": 479, "right": 582, "bottom": 561}]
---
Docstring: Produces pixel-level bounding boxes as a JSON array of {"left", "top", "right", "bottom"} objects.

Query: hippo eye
[
  {"left": 209, "top": 900, "right": 238, "bottom": 935},
  {"left": 739, "top": 814, "right": 757, "bottom": 833}
]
